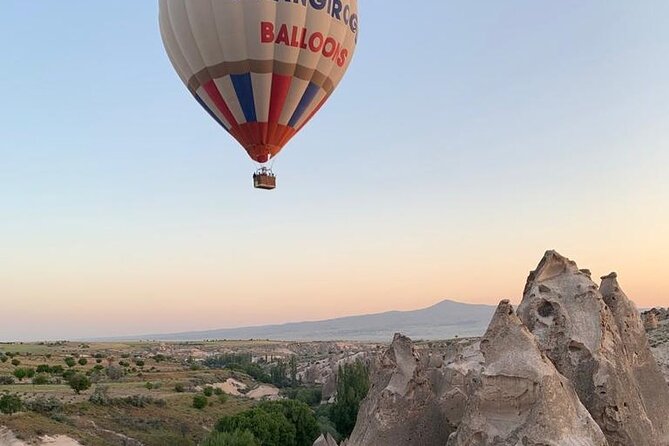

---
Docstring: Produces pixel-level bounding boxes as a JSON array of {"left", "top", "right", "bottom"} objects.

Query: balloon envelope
[{"left": 160, "top": 0, "right": 359, "bottom": 163}]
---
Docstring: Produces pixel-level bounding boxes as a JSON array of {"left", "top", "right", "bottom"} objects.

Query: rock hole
[
  {"left": 538, "top": 301, "right": 555, "bottom": 318},
  {"left": 568, "top": 342, "right": 583, "bottom": 353}
]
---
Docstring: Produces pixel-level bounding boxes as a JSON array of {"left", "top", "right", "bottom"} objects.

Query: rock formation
[
  {"left": 344, "top": 251, "right": 669, "bottom": 446},
  {"left": 517, "top": 251, "right": 669, "bottom": 446},
  {"left": 313, "top": 433, "right": 340, "bottom": 446},
  {"left": 643, "top": 311, "right": 659, "bottom": 330},
  {"left": 346, "top": 334, "right": 482, "bottom": 446},
  {"left": 447, "top": 300, "right": 607, "bottom": 446}
]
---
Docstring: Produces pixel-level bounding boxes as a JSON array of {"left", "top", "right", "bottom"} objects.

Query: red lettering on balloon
[
  {"left": 276, "top": 25, "right": 290, "bottom": 45},
  {"left": 309, "top": 32, "right": 324, "bottom": 52},
  {"left": 260, "top": 22, "right": 351, "bottom": 64},
  {"left": 261, "top": 22, "right": 275, "bottom": 43}
]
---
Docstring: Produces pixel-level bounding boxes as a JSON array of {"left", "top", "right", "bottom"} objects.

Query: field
[{"left": 0, "top": 339, "right": 376, "bottom": 445}]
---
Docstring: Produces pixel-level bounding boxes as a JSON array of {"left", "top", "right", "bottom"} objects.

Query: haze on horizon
[{"left": 1, "top": 1, "right": 668, "bottom": 341}]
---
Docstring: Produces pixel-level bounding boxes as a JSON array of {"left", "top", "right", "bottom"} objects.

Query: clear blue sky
[{"left": 1, "top": 1, "right": 668, "bottom": 340}]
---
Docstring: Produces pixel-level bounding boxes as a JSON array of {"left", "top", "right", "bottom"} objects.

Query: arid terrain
[{"left": 0, "top": 339, "right": 381, "bottom": 445}]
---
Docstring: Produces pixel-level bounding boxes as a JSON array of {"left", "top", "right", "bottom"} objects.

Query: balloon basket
[{"left": 253, "top": 167, "right": 276, "bottom": 190}]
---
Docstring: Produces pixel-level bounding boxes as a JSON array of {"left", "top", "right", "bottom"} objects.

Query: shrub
[
  {"left": 25, "top": 395, "right": 63, "bottom": 414},
  {"left": 0, "top": 375, "right": 15, "bottom": 385},
  {"left": 11, "top": 358, "right": 20, "bottom": 367},
  {"left": 120, "top": 394, "right": 165, "bottom": 408},
  {"left": 33, "top": 373, "right": 50, "bottom": 385},
  {"left": 0, "top": 355, "right": 7, "bottom": 363},
  {"left": 214, "top": 387, "right": 224, "bottom": 396},
  {"left": 26, "top": 368, "right": 35, "bottom": 379},
  {"left": 202, "top": 431, "right": 259, "bottom": 446},
  {"left": 204, "top": 386, "right": 214, "bottom": 397},
  {"left": 89, "top": 385, "right": 111, "bottom": 405},
  {"left": 13, "top": 368, "right": 27, "bottom": 381},
  {"left": 145, "top": 382, "right": 154, "bottom": 390},
  {"left": 106, "top": 365, "right": 124, "bottom": 381},
  {"left": 0, "top": 394, "right": 22, "bottom": 414},
  {"left": 68, "top": 373, "right": 91, "bottom": 394},
  {"left": 64, "top": 357, "right": 76, "bottom": 368},
  {"left": 50, "top": 365, "right": 64, "bottom": 375},
  {"left": 78, "top": 358, "right": 88, "bottom": 366},
  {"left": 174, "top": 383, "right": 185, "bottom": 393},
  {"left": 36, "top": 364, "right": 51, "bottom": 374},
  {"left": 135, "top": 359, "right": 145, "bottom": 367},
  {"left": 193, "top": 394, "right": 208, "bottom": 409},
  {"left": 0, "top": 375, "right": 16, "bottom": 386}
]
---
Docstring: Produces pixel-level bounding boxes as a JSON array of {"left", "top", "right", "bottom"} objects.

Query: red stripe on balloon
[
  {"left": 203, "top": 80, "right": 239, "bottom": 128},
  {"left": 268, "top": 74, "right": 292, "bottom": 124}
]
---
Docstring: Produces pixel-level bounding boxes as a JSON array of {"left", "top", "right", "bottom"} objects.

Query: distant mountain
[{"left": 99, "top": 299, "right": 498, "bottom": 342}]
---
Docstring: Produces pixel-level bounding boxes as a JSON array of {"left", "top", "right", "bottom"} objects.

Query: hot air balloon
[{"left": 159, "top": 0, "right": 359, "bottom": 189}]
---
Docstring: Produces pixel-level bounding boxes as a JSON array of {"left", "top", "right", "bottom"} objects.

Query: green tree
[
  {"left": 215, "top": 400, "right": 319, "bottom": 446},
  {"left": 68, "top": 373, "right": 91, "bottom": 394},
  {"left": 13, "top": 368, "right": 27, "bottom": 381},
  {"left": 283, "top": 387, "right": 323, "bottom": 407},
  {"left": 289, "top": 356, "right": 298, "bottom": 387},
  {"left": 260, "top": 400, "right": 319, "bottom": 446},
  {"left": 202, "top": 431, "right": 259, "bottom": 446},
  {"left": 0, "top": 394, "right": 22, "bottom": 414},
  {"left": 64, "top": 357, "right": 76, "bottom": 368},
  {"left": 216, "top": 407, "right": 296, "bottom": 446},
  {"left": 193, "top": 394, "right": 208, "bottom": 409},
  {"left": 270, "top": 360, "right": 289, "bottom": 387},
  {"left": 78, "top": 358, "right": 88, "bottom": 366},
  {"left": 330, "top": 361, "right": 369, "bottom": 438}
]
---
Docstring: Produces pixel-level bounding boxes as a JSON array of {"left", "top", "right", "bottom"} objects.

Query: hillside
[{"left": 101, "top": 300, "right": 498, "bottom": 342}]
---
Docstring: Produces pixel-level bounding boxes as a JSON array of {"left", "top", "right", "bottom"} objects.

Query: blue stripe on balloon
[
  {"left": 230, "top": 73, "right": 257, "bottom": 123},
  {"left": 288, "top": 82, "right": 320, "bottom": 128},
  {"left": 194, "top": 93, "right": 229, "bottom": 131}
]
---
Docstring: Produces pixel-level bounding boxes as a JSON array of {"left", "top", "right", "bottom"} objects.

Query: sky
[{"left": 1, "top": 1, "right": 668, "bottom": 341}]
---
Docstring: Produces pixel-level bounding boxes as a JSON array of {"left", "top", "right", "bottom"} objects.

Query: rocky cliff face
[
  {"left": 346, "top": 334, "right": 482, "bottom": 446},
  {"left": 517, "top": 251, "right": 669, "bottom": 446},
  {"left": 332, "top": 251, "right": 669, "bottom": 446},
  {"left": 644, "top": 307, "right": 669, "bottom": 384},
  {"left": 447, "top": 300, "right": 607, "bottom": 446}
]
